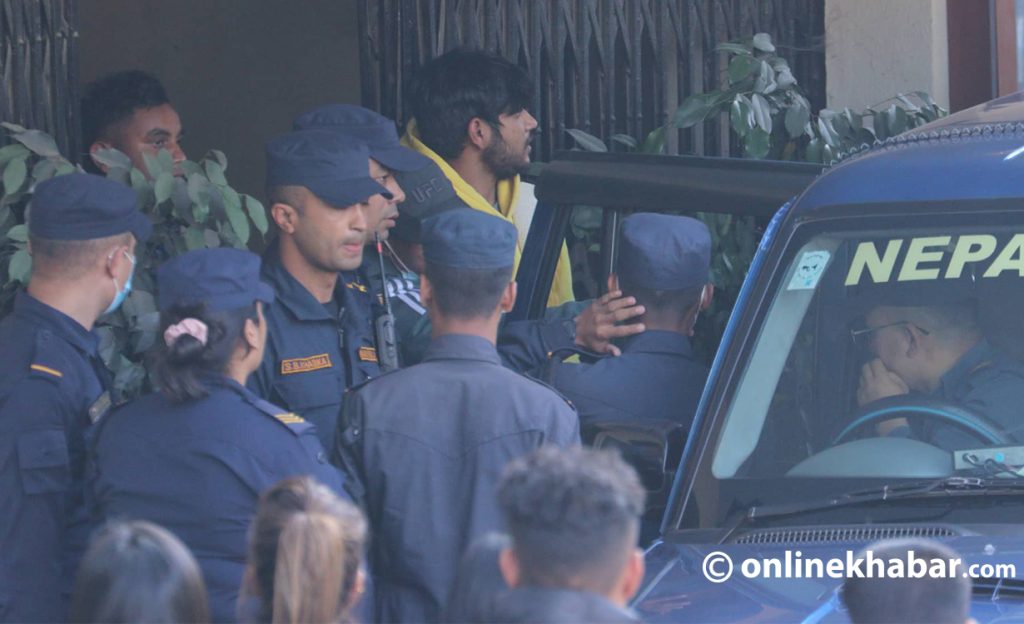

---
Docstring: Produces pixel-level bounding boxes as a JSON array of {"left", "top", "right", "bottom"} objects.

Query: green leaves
[
  {"left": 3, "top": 157, "right": 27, "bottom": 195},
  {"left": 245, "top": 194, "right": 269, "bottom": 235},
  {"left": 7, "top": 249, "right": 31, "bottom": 283},
  {"left": 565, "top": 129, "right": 608, "bottom": 152},
  {"left": 728, "top": 55, "right": 759, "bottom": 82},
  {"left": 154, "top": 172, "right": 174, "bottom": 205},
  {"left": 752, "top": 33, "right": 776, "bottom": 52}
]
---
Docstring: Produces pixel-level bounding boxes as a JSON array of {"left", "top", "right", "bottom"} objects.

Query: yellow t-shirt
[{"left": 401, "top": 121, "right": 575, "bottom": 307}]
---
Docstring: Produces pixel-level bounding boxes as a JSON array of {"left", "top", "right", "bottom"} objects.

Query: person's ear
[
  {"left": 607, "top": 273, "right": 619, "bottom": 294},
  {"left": 700, "top": 284, "right": 715, "bottom": 311},
  {"left": 500, "top": 281, "right": 517, "bottom": 313},
  {"left": 498, "top": 547, "right": 521, "bottom": 588},
  {"left": 617, "top": 549, "right": 645, "bottom": 606},
  {"left": 89, "top": 141, "right": 114, "bottom": 174},
  {"left": 243, "top": 317, "right": 261, "bottom": 351},
  {"left": 271, "top": 202, "right": 298, "bottom": 234},
  {"left": 905, "top": 325, "right": 923, "bottom": 357},
  {"left": 467, "top": 117, "right": 493, "bottom": 151},
  {"left": 105, "top": 244, "right": 131, "bottom": 280},
  {"left": 420, "top": 274, "right": 434, "bottom": 309}
]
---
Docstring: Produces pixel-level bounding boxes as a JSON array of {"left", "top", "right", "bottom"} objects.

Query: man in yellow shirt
[{"left": 402, "top": 47, "right": 575, "bottom": 307}]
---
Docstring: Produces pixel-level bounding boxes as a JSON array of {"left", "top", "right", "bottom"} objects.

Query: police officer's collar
[
  {"left": 620, "top": 330, "right": 694, "bottom": 357},
  {"left": 261, "top": 243, "right": 347, "bottom": 322},
  {"left": 14, "top": 291, "right": 100, "bottom": 357},
  {"left": 423, "top": 333, "right": 502, "bottom": 365},
  {"left": 938, "top": 338, "right": 998, "bottom": 397}
]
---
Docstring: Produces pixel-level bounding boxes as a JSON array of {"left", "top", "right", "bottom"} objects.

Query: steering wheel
[{"left": 833, "top": 395, "right": 1010, "bottom": 446}]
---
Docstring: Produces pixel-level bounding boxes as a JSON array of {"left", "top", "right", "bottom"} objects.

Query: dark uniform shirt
[
  {"left": 362, "top": 244, "right": 584, "bottom": 371},
  {"left": 249, "top": 247, "right": 381, "bottom": 451},
  {"left": 548, "top": 330, "right": 709, "bottom": 427},
  {"left": 0, "top": 293, "right": 110, "bottom": 623},
  {"left": 89, "top": 376, "right": 347, "bottom": 623},
  {"left": 923, "top": 339, "right": 1024, "bottom": 449},
  {"left": 334, "top": 334, "right": 580, "bottom": 624}
]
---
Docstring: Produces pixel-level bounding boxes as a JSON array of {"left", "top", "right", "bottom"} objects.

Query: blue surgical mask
[{"left": 103, "top": 250, "right": 136, "bottom": 316}]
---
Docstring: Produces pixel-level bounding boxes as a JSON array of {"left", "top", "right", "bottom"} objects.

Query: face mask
[{"left": 103, "top": 250, "right": 136, "bottom": 316}]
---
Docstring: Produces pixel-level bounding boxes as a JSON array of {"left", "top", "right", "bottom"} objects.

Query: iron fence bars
[
  {"left": 0, "top": 0, "right": 80, "bottom": 159},
  {"left": 357, "top": 0, "right": 824, "bottom": 161}
]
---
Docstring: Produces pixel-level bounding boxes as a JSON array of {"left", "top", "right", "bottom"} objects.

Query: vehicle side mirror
[{"left": 581, "top": 419, "right": 687, "bottom": 510}]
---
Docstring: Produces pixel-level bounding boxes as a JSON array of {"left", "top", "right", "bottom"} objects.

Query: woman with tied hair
[
  {"left": 245, "top": 476, "right": 368, "bottom": 624},
  {"left": 70, "top": 520, "right": 209, "bottom": 623},
  {"left": 89, "top": 248, "right": 350, "bottom": 623}
]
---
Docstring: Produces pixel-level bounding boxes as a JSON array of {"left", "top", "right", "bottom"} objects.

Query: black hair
[
  {"left": 70, "top": 520, "right": 209, "bottom": 624},
  {"left": 497, "top": 446, "right": 646, "bottom": 594},
  {"left": 443, "top": 532, "right": 511, "bottom": 622},
  {"left": 407, "top": 48, "right": 533, "bottom": 159},
  {"left": 28, "top": 232, "right": 132, "bottom": 280},
  {"left": 152, "top": 301, "right": 259, "bottom": 403},
  {"left": 423, "top": 261, "right": 513, "bottom": 319},
  {"left": 80, "top": 70, "right": 170, "bottom": 167},
  {"left": 842, "top": 539, "right": 971, "bottom": 624}
]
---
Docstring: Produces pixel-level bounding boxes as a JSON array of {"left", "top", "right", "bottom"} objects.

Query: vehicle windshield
[{"left": 679, "top": 210, "right": 1024, "bottom": 532}]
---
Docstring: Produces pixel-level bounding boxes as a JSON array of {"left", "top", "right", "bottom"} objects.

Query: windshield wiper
[{"left": 719, "top": 476, "right": 1024, "bottom": 544}]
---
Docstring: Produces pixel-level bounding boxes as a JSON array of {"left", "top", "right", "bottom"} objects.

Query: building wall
[
  {"left": 78, "top": 0, "right": 361, "bottom": 199},
  {"left": 825, "top": 0, "right": 950, "bottom": 112}
]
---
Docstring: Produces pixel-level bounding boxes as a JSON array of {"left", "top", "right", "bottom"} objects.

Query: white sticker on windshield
[{"left": 787, "top": 250, "right": 831, "bottom": 290}]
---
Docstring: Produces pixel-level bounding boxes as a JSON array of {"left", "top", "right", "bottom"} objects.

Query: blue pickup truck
[{"left": 516, "top": 92, "right": 1024, "bottom": 622}]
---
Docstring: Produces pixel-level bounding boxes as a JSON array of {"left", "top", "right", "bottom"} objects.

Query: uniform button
[{"left": 317, "top": 451, "right": 326, "bottom": 464}]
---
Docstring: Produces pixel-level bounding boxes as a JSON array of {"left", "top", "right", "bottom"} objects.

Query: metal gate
[
  {"left": 358, "top": 0, "right": 825, "bottom": 160},
  {"left": 0, "top": 0, "right": 80, "bottom": 159}
]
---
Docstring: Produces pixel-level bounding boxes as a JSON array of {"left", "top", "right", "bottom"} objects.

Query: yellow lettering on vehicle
[
  {"left": 946, "top": 235, "right": 998, "bottom": 278},
  {"left": 845, "top": 240, "right": 903, "bottom": 286},
  {"left": 897, "top": 236, "right": 951, "bottom": 281},
  {"left": 983, "top": 233, "right": 1024, "bottom": 277}
]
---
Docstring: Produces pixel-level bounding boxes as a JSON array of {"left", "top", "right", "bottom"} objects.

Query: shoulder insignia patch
[
  {"left": 281, "top": 353, "right": 332, "bottom": 375},
  {"left": 358, "top": 346, "right": 378, "bottom": 363},
  {"left": 30, "top": 363, "right": 63, "bottom": 378},
  {"left": 275, "top": 412, "right": 305, "bottom": 425}
]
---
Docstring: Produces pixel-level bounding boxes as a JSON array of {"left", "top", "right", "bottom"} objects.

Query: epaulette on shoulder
[
  {"left": 249, "top": 396, "right": 313, "bottom": 435},
  {"left": 29, "top": 330, "right": 66, "bottom": 384}
]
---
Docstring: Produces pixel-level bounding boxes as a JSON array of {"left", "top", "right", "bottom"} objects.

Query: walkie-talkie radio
[{"left": 374, "top": 233, "right": 400, "bottom": 372}]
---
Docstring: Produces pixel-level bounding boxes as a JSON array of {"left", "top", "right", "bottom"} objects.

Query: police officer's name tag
[{"left": 88, "top": 391, "right": 112, "bottom": 424}]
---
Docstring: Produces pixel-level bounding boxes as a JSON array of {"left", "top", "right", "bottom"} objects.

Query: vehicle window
[{"left": 712, "top": 224, "right": 1024, "bottom": 482}]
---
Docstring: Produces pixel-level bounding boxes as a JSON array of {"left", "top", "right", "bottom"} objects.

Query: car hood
[{"left": 634, "top": 534, "right": 1024, "bottom": 623}]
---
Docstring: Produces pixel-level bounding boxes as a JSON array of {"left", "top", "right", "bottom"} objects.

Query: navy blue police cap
[
  {"left": 391, "top": 161, "right": 467, "bottom": 242},
  {"left": 265, "top": 129, "right": 393, "bottom": 208},
  {"left": 617, "top": 213, "right": 711, "bottom": 290},
  {"left": 421, "top": 208, "right": 517, "bottom": 269},
  {"left": 29, "top": 173, "right": 152, "bottom": 243},
  {"left": 292, "top": 104, "right": 430, "bottom": 172},
  {"left": 157, "top": 248, "right": 275, "bottom": 313}
]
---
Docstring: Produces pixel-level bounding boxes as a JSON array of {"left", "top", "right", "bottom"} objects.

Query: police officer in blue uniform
[
  {"left": 89, "top": 248, "right": 347, "bottom": 623},
  {"left": 547, "top": 213, "right": 713, "bottom": 428},
  {"left": 248, "top": 129, "right": 395, "bottom": 451},
  {"left": 293, "top": 104, "right": 428, "bottom": 374},
  {"left": 334, "top": 208, "right": 580, "bottom": 624},
  {"left": 0, "top": 173, "right": 150, "bottom": 623}
]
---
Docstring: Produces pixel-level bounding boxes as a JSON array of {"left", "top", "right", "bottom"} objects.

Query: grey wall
[{"left": 79, "top": 0, "right": 361, "bottom": 199}]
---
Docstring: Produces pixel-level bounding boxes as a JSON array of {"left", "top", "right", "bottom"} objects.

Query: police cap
[
  {"left": 292, "top": 104, "right": 429, "bottom": 172},
  {"left": 265, "top": 129, "right": 392, "bottom": 208},
  {"left": 617, "top": 213, "right": 711, "bottom": 291},
  {"left": 29, "top": 173, "right": 152, "bottom": 243},
  {"left": 157, "top": 248, "right": 275, "bottom": 312},
  {"left": 421, "top": 208, "right": 517, "bottom": 269},
  {"left": 391, "top": 161, "right": 466, "bottom": 242}
]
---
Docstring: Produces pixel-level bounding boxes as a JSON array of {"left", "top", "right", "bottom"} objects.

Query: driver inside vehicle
[{"left": 855, "top": 300, "right": 1024, "bottom": 450}]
